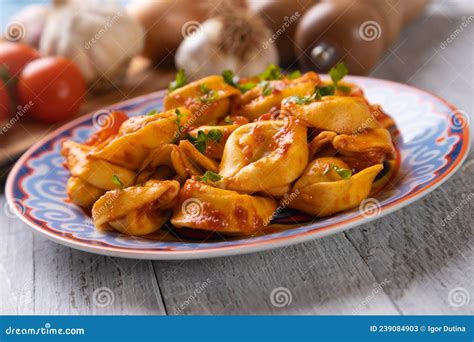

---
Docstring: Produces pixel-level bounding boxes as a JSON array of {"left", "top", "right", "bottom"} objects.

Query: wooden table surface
[{"left": 1, "top": 0, "right": 473, "bottom": 315}]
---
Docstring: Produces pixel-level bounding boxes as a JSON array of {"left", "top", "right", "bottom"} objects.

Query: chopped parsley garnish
[
  {"left": 322, "top": 163, "right": 352, "bottom": 179},
  {"left": 224, "top": 116, "right": 233, "bottom": 124},
  {"left": 334, "top": 167, "right": 352, "bottom": 180},
  {"left": 112, "top": 175, "right": 124, "bottom": 189},
  {"left": 259, "top": 64, "right": 282, "bottom": 80},
  {"left": 198, "top": 171, "right": 222, "bottom": 183},
  {"left": 237, "top": 82, "right": 257, "bottom": 93},
  {"left": 284, "top": 94, "right": 315, "bottom": 105},
  {"left": 146, "top": 109, "right": 158, "bottom": 116},
  {"left": 329, "top": 62, "right": 348, "bottom": 86},
  {"left": 260, "top": 81, "right": 273, "bottom": 97},
  {"left": 222, "top": 69, "right": 257, "bottom": 93},
  {"left": 315, "top": 85, "right": 335, "bottom": 98},
  {"left": 187, "top": 129, "right": 223, "bottom": 153},
  {"left": 174, "top": 108, "right": 183, "bottom": 126},
  {"left": 168, "top": 69, "right": 187, "bottom": 92},
  {"left": 198, "top": 83, "right": 218, "bottom": 103},
  {"left": 222, "top": 70, "right": 236, "bottom": 86},
  {"left": 287, "top": 70, "right": 301, "bottom": 80}
]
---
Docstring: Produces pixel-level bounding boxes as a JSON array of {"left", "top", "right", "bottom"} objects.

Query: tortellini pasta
[
  {"left": 232, "top": 72, "right": 319, "bottom": 120},
  {"left": 282, "top": 96, "right": 379, "bottom": 134},
  {"left": 62, "top": 65, "right": 398, "bottom": 238},
  {"left": 171, "top": 180, "right": 277, "bottom": 235},
  {"left": 164, "top": 75, "right": 240, "bottom": 125},
  {"left": 289, "top": 158, "right": 383, "bottom": 217},
  {"left": 90, "top": 109, "right": 183, "bottom": 170},
  {"left": 92, "top": 180, "right": 180, "bottom": 236},
  {"left": 219, "top": 120, "right": 308, "bottom": 193}
]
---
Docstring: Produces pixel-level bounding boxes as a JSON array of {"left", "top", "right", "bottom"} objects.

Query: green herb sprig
[
  {"left": 187, "top": 129, "right": 223, "bottom": 153},
  {"left": 198, "top": 171, "right": 222, "bottom": 183},
  {"left": 168, "top": 69, "right": 187, "bottom": 92}
]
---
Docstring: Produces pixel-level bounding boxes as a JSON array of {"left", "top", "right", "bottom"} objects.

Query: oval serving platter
[{"left": 5, "top": 76, "right": 471, "bottom": 260}]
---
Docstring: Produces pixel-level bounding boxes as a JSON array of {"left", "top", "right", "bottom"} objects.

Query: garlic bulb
[
  {"left": 9, "top": 4, "right": 50, "bottom": 49},
  {"left": 39, "top": 0, "right": 144, "bottom": 90},
  {"left": 175, "top": 8, "right": 278, "bottom": 80}
]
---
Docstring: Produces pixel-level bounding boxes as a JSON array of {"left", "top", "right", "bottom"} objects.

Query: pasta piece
[
  {"left": 187, "top": 124, "right": 239, "bottom": 159},
  {"left": 289, "top": 157, "right": 383, "bottom": 217},
  {"left": 137, "top": 141, "right": 219, "bottom": 183},
  {"left": 282, "top": 96, "right": 380, "bottom": 134},
  {"left": 219, "top": 120, "right": 308, "bottom": 192},
  {"left": 232, "top": 72, "right": 319, "bottom": 120},
  {"left": 164, "top": 75, "right": 240, "bottom": 125},
  {"left": 62, "top": 140, "right": 136, "bottom": 190},
  {"left": 66, "top": 176, "right": 104, "bottom": 209},
  {"left": 308, "top": 131, "right": 337, "bottom": 159},
  {"left": 84, "top": 111, "right": 129, "bottom": 147},
  {"left": 90, "top": 109, "right": 182, "bottom": 170},
  {"left": 92, "top": 180, "right": 180, "bottom": 236},
  {"left": 332, "top": 128, "right": 396, "bottom": 159},
  {"left": 171, "top": 180, "right": 277, "bottom": 235},
  {"left": 370, "top": 104, "right": 396, "bottom": 129}
]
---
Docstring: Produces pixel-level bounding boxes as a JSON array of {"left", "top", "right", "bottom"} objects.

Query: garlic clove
[
  {"left": 39, "top": 1, "right": 144, "bottom": 91},
  {"left": 175, "top": 10, "right": 278, "bottom": 80}
]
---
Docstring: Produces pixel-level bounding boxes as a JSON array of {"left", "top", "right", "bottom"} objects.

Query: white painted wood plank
[
  {"left": 31, "top": 239, "right": 167, "bottom": 315},
  {"left": 153, "top": 234, "right": 399, "bottom": 315},
  {"left": 0, "top": 196, "right": 35, "bottom": 314},
  {"left": 345, "top": 153, "right": 474, "bottom": 315}
]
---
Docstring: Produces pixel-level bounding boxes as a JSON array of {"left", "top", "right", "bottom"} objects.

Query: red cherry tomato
[
  {"left": 18, "top": 57, "right": 86, "bottom": 123},
  {"left": 0, "top": 42, "right": 39, "bottom": 77},
  {"left": 0, "top": 80, "right": 11, "bottom": 122}
]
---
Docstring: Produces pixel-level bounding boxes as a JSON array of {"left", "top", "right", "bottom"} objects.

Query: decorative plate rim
[{"left": 5, "top": 76, "right": 471, "bottom": 260}]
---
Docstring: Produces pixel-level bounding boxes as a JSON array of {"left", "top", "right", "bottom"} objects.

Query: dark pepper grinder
[{"left": 294, "top": 0, "right": 429, "bottom": 74}]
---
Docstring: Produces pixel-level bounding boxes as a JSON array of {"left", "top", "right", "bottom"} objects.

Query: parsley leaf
[
  {"left": 329, "top": 62, "right": 348, "bottom": 86},
  {"left": 198, "top": 171, "right": 222, "bottom": 183},
  {"left": 322, "top": 163, "right": 352, "bottom": 179},
  {"left": 334, "top": 167, "right": 352, "bottom": 180},
  {"left": 146, "top": 109, "right": 158, "bottom": 116},
  {"left": 284, "top": 94, "right": 315, "bottom": 105},
  {"left": 168, "top": 69, "right": 187, "bottom": 92},
  {"left": 259, "top": 64, "right": 282, "bottom": 80},
  {"left": 187, "top": 129, "right": 223, "bottom": 153},
  {"left": 287, "top": 70, "right": 301, "bottom": 80},
  {"left": 222, "top": 70, "right": 236, "bottom": 86},
  {"left": 238, "top": 82, "right": 257, "bottom": 93},
  {"left": 198, "top": 83, "right": 218, "bottom": 103},
  {"left": 174, "top": 108, "right": 183, "bottom": 126},
  {"left": 112, "top": 175, "right": 124, "bottom": 189},
  {"left": 222, "top": 70, "right": 256, "bottom": 93},
  {"left": 315, "top": 85, "right": 335, "bottom": 99},
  {"left": 260, "top": 81, "right": 273, "bottom": 97},
  {"left": 337, "top": 85, "right": 351, "bottom": 93}
]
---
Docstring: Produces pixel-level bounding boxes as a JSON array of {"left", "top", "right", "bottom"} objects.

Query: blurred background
[{"left": 0, "top": 0, "right": 472, "bottom": 171}]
